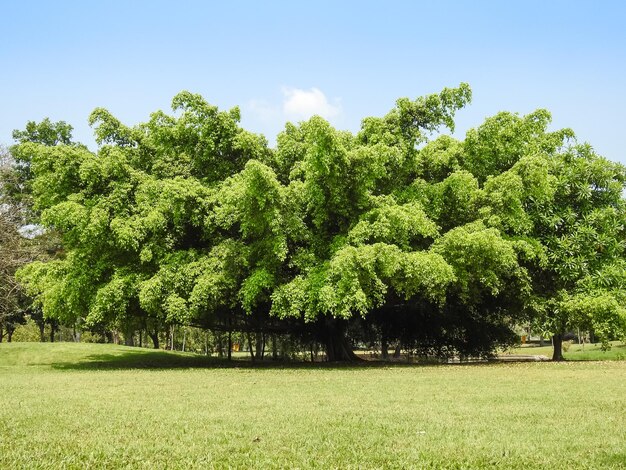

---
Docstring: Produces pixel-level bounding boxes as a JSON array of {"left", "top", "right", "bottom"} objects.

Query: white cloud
[
  {"left": 244, "top": 87, "right": 343, "bottom": 144},
  {"left": 281, "top": 87, "right": 341, "bottom": 120},
  {"left": 247, "top": 99, "right": 280, "bottom": 124}
]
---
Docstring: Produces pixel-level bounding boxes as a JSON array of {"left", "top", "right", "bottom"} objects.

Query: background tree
[
  {"left": 0, "top": 197, "right": 28, "bottom": 341},
  {"left": 0, "top": 120, "right": 75, "bottom": 341},
  {"left": 458, "top": 110, "right": 626, "bottom": 360},
  {"left": 530, "top": 145, "right": 626, "bottom": 359},
  {"left": 7, "top": 118, "right": 74, "bottom": 224},
  {"left": 0, "top": 146, "right": 37, "bottom": 340}
]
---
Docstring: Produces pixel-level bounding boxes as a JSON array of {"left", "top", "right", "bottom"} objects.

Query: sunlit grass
[
  {"left": 507, "top": 340, "right": 626, "bottom": 361},
  {"left": 1, "top": 343, "right": 625, "bottom": 469}
]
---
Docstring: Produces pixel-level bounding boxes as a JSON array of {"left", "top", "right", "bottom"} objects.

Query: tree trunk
[
  {"left": 216, "top": 332, "right": 224, "bottom": 358},
  {"left": 255, "top": 333, "right": 264, "bottom": 360},
  {"left": 381, "top": 334, "right": 389, "bottom": 360},
  {"left": 552, "top": 333, "right": 565, "bottom": 361},
  {"left": 323, "top": 319, "right": 360, "bottom": 362},
  {"left": 49, "top": 324, "right": 56, "bottom": 343},
  {"left": 124, "top": 328, "right": 135, "bottom": 347},
  {"left": 7, "top": 325, "right": 14, "bottom": 342},
  {"left": 272, "top": 335, "right": 278, "bottom": 360},
  {"left": 227, "top": 330, "right": 232, "bottom": 361},
  {"left": 149, "top": 330, "right": 159, "bottom": 349},
  {"left": 393, "top": 343, "right": 401, "bottom": 358},
  {"left": 247, "top": 332, "right": 255, "bottom": 362},
  {"left": 38, "top": 322, "right": 45, "bottom": 342},
  {"left": 0, "top": 325, "right": 4, "bottom": 342}
]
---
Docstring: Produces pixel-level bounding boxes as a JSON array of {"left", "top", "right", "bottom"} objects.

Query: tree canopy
[{"left": 13, "top": 84, "right": 626, "bottom": 360}]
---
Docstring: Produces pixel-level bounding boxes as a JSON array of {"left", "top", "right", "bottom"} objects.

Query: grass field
[{"left": 1, "top": 343, "right": 625, "bottom": 469}]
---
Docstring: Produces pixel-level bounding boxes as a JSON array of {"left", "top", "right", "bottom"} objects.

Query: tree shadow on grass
[
  {"left": 50, "top": 351, "right": 404, "bottom": 371},
  {"left": 49, "top": 348, "right": 502, "bottom": 371},
  {"left": 50, "top": 349, "right": 231, "bottom": 370}
]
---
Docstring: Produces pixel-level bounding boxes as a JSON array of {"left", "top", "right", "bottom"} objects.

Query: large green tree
[{"left": 16, "top": 85, "right": 626, "bottom": 361}]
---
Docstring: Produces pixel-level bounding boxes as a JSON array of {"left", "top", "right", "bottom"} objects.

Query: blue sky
[{"left": 2, "top": 0, "right": 625, "bottom": 162}]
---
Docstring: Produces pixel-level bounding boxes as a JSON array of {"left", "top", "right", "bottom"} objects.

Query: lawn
[{"left": 1, "top": 343, "right": 625, "bottom": 469}]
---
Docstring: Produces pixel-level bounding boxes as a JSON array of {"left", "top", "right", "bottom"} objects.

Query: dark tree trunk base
[
  {"left": 552, "top": 333, "right": 565, "bottom": 361},
  {"left": 323, "top": 319, "right": 362, "bottom": 362},
  {"left": 149, "top": 331, "right": 159, "bottom": 349}
]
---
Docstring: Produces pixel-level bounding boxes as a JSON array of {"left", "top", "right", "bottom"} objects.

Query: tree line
[{"left": 2, "top": 84, "right": 625, "bottom": 361}]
